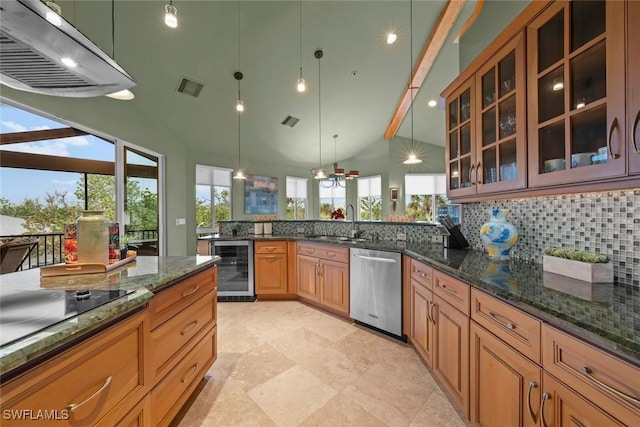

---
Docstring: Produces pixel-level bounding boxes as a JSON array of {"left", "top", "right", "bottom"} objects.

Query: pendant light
[
  {"left": 403, "top": 0, "right": 422, "bottom": 165},
  {"left": 296, "top": 0, "right": 306, "bottom": 92},
  {"left": 164, "top": 0, "right": 178, "bottom": 28},
  {"left": 235, "top": 1, "right": 245, "bottom": 112},
  {"left": 233, "top": 73, "right": 246, "bottom": 180},
  {"left": 106, "top": 0, "right": 134, "bottom": 100},
  {"left": 314, "top": 49, "right": 326, "bottom": 180}
]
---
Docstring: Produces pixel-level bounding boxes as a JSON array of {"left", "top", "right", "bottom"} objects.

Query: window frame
[
  {"left": 285, "top": 176, "right": 308, "bottom": 220},
  {"left": 404, "top": 173, "right": 448, "bottom": 223},
  {"left": 357, "top": 175, "right": 382, "bottom": 221},
  {"left": 195, "top": 165, "right": 232, "bottom": 234}
]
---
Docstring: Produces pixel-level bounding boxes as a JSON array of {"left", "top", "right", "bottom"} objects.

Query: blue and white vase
[{"left": 480, "top": 209, "right": 518, "bottom": 261}]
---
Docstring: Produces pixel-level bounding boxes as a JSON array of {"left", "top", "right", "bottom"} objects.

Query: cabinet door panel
[
  {"left": 411, "top": 280, "right": 434, "bottom": 367},
  {"left": 296, "top": 254, "right": 320, "bottom": 301},
  {"left": 629, "top": 0, "right": 640, "bottom": 175},
  {"left": 470, "top": 321, "right": 541, "bottom": 427},
  {"left": 320, "top": 260, "right": 349, "bottom": 314},
  {"left": 541, "top": 373, "right": 625, "bottom": 427},
  {"left": 433, "top": 296, "right": 469, "bottom": 417},
  {"left": 255, "top": 253, "right": 288, "bottom": 294}
]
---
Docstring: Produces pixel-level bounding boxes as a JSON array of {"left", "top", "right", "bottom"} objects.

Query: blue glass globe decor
[{"left": 480, "top": 209, "right": 518, "bottom": 261}]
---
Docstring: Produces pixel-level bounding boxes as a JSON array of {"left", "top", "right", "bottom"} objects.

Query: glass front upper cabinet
[
  {"left": 475, "top": 33, "right": 526, "bottom": 193},
  {"left": 527, "top": 0, "right": 625, "bottom": 187},
  {"left": 446, "top": 78, "right": 476, "bottom": 197}
]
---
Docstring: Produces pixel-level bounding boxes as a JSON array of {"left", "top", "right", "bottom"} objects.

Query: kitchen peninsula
[{"left": 0, "top": 256, "right": 218, "bottom": 427}]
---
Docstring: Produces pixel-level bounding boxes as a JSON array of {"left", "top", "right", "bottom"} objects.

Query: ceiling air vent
[
  {"left": 177, "top": 77, "right": 204, "bottom": 98},
  {"left": 281, "top": 115, "right": 300, "bottom": 128}
]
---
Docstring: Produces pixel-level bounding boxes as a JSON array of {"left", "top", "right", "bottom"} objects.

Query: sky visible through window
[{"left": 0, "top": 104, "right": 153, "bottom": 204}]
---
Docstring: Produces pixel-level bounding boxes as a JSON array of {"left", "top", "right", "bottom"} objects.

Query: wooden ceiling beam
[
  {"left": 384, "top": 0, "right": 466, "bottom": 140},
  {"left": 0, "top": 128, "right": 89, "bottom": 145}
]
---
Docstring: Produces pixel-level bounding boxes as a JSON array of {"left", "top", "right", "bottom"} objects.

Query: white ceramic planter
[{"left": 542, "top": 255, "right": 613, "bottom": 283}]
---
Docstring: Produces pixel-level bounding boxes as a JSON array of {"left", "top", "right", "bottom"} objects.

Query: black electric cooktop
[{"left": 0, "top": 289, "right": 133, "bottom": 347}]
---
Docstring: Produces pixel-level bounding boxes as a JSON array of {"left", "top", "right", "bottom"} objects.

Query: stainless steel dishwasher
[{"left": 350, "top": 248, "right": 403, "bottom": 339}]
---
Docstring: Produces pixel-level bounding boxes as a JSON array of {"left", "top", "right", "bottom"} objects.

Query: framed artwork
[{"left": 244, "top": 175, "right": 278, "bottom": 214}]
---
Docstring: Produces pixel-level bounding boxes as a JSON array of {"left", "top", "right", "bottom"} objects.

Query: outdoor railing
[{"left": 0, "top": 229, "right": 158, "bottom": 272}]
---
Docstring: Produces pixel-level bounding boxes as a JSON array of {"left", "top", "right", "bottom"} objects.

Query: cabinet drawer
[
  {"left": 434, "top": 270, "right": 470, "bottom": 315},
  {"left": 149, "top": 267, "right": 216, "bottom": 329},
  {"left": 0, "top": 311, "right": 149, "bottom": 427},
  {"left": 297, "top": 242, "right": 349, "bottom": 263},
  {"left": 151, "top": 325, "right": 217, "bottom": 427},
  {"left": 542, "top": 325, "right": 640, "bottom": 426},
  {"left": 410, "top": 258, "right": 433, "bottom": 289},
  {"left": 471, "top": 289, "right": 541, "bottom": 364},
  {"left": 150, "top": 290, "right": 216, "bottom": 384},
  {"left": 255, "top": 240, "right": 288, "bottom": 254}
]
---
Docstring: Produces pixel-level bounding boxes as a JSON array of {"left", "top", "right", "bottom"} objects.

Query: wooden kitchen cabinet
[
  {"left": 446, "top": 78, "right": 476, "bottom": 197},
  {"left": 0, "top": 310, "right": 150, "bottom": 427},
  {"left": 255, "top": 241, "right": 288, "bottom": 295},
  {"left": 411, "top": 279, "right": 435, "bottom": 368},
  {"left": 148, "top": 266, "right": 218, "bottom": 426},
  {"left": 527, "top": 0, "right": 626, "bottom": 187},
  {"left": 542, "top": 325, "right": 640, "bottom": 426},
  {"left": 540, "top": 372, "right": 625, "bottom": 427},
  {"left": 470, "top": 321, "right": 541, "bottom": 427},
  {"left": 628, "top": 0, "right": 640, "bottom": 175},
  {"left": 296, "top": 242, "right": 349, "bottom": 316},
  {"left": 433, "top": 294, "right": 470, "bottom": 418}
]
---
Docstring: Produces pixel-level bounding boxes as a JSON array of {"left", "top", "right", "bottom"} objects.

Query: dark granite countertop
[
  {"left": 0, "top": 256, "right": 219, "bottom": 376},
  {"left": 206, "top": 234, "right": 640, "bottom": 366}
]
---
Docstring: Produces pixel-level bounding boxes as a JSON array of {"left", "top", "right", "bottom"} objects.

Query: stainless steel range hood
[{"left": 0, "top": 0, "right": 136, "bottom": 97}]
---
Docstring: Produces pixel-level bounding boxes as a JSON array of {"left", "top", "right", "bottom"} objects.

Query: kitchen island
[{"left": 0, "top": 256, "right": 219, "bottom": 427}]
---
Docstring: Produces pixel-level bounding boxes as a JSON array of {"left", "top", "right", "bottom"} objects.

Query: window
[
  {"left": 286, "top": 176, "right": 307, "bottom": 219},
  {"left": 357, "top": 175, "right": 382, "bottom": 221},
  {"left": 319, "top": 183, "right": 345, "bottom": 219},
  {"left": 405, "top": 174, "right": 449, "bottom": 222},
  {"left": 196, "top": 165, "right": 231, "bottom": 234}
]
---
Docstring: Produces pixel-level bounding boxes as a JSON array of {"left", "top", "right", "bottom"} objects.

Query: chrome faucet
[{"left": 346, "top": 203, "right": 357, "bottom": 238}]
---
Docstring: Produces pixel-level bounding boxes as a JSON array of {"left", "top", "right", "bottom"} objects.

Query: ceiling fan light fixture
[{"left": 164, "top": 3, "right": 178, "bottom": 28}]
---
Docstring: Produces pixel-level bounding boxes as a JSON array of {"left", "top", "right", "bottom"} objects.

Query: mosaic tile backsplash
[{"left": 462, "top": 189, "right": 640, "bottom": 287}]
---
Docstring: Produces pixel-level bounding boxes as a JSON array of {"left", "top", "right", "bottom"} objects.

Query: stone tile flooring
[{"left": 177, "top": 301, "right": 467, "bottom": 427}]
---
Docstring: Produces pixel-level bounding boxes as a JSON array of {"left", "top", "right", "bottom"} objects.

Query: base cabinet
[
  {"left": 411, "top": 279, "right": 435, "bottom": 368},
  {"left": 433, "top": 295, "right": 470, "bottom": 418},
  {"left": 255, "top": 241, "right": 289, "bottom": 296},
  {"left": 297, "top": 253, "right": 321, "bottom": 302},
  {"left": 470, "top": 321, "right": 541, "bottom": 427},
  {"left": 540, "top": 373, "right": 624, "bottom": 427}
]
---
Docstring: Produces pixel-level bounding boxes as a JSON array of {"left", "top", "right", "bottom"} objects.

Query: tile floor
[{"left": 177, "top": 301, "right": 467, "bottom": 427}]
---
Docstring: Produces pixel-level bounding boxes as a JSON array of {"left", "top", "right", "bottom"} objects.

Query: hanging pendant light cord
[
  {"left": 318, "top": 55, "right": 322, "bottom": 169},
  {"left": 238, "top": 110, "right": 241, "bottom": 170},
  {"left": 299, "top": 0, "right": 303, "bottom": 78},
  {"left": 237, "top": 0, "right": 241, "bottom": 71},
  {"left": 111, "top": 0, "right": 115, "bottom": 59},
  {"left": 409, "top": 0, "right": 414, "bottom": 153}
]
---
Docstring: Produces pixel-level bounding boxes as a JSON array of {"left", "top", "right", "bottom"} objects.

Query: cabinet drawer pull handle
[
  {"left": 265, "top": 255, "right": 278, "bottom": 261},
  {"left": 182, "top": 285, "right": 199, "bottom": 298},
  {"left": 633, "top": 110, "right": 640, "bottom": 154},
  {"left": 440, "top": 284, "right": 457, "bottom": 295},
  {"left": 416, "top": 269, "right": 428, "bottom": 278},
  {"left": 570, "top": 415, "right": 586, "bottom": 427},
  {"left": 181, "top": 363, "right": 199, "bottom": 383},
  {"left": 607, "top": 117, "right": 621, "bottom": 159},
  {"left": 469, "top": 164, "right": 476, "bottom": 185},
  {"left": 266, "top": 247, "right": 276, "bottom": 252},
  {"left": 526, "top": 381, "right": 537, "bottom": 423},
  {"left": 327, "top": 251, "right": 337, "bottom": 257},
  {"left": 582, "top": 366, "right": 640, "bottom": 404},
  {"left": 430, "top": 302, "right": 437, "bottom": 324},
  {"left": 306, "top": 248, "right": 315, "bottom": 253},
  {"left": 476, "top": 162, "right": 482, "bottom": 184},
  {"left": 68, "top": 376, "right": 112, "bottom": 412},
  {"left": 181, "top": 320, "right": 199, "bottom": 335},
  {"left": 540, "top": 392, "right": 550, "bottom": 427},
  {"left": 426, "top": 301, "right": 433, "bottom": 323},
  {"left": 488, "top": 311, "right": 514, "bottom": 329}
]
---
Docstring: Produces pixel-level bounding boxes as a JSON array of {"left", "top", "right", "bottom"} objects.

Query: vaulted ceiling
[{"left": 7, "top": 1, "right": 486, "bottom": 169}]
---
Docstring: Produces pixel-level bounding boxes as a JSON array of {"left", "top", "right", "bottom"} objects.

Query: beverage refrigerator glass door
[{"left": 212, "top": 240, "right": 255, "bottom": 301}]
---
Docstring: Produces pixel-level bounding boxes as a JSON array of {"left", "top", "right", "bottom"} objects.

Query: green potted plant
[{"left": 543, "top": 247, "right": 612, "bottom": 283}]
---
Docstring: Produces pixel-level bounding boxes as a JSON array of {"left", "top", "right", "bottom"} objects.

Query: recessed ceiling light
[
  {"left": 61, "top": 57, "right": 77, "bottom": 68},
  {"left": 428, "top": 99, "right": 437, "bottom": 108},
  {"left": 386, "top": 32, "right": 398, "bottom": 44},
  {"left": 45, "top": 1, "right": 62, "bottom": 26},
  {"left": 106, "top": 89, "right": 135, "bottom": 100}
]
